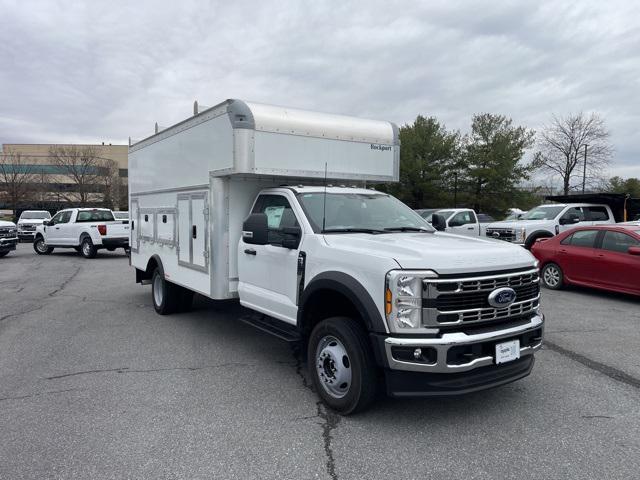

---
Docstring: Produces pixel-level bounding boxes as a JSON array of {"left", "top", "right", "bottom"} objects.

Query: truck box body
[{"left": 129, "top": 99, "right": 400, "bottom": 299}]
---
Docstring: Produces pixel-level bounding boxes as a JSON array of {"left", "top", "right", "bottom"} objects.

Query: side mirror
[
  {"left": 43, "top": 219, "right": 51, "bottom": 226},
  {"left": 628, "top": 246, "right": 640, "bottom": 256},
  {"left": 242, "top": 213, "right": 269, "bottom": 245},
  {"left": 281, "top": 226, "right": 302, "bottom": 249},
  {"left": 432, "top": 214, "right": 447, "bottom": 231},
  {"left": 560, "top": 214, "right": 580, "bottom": 225}
]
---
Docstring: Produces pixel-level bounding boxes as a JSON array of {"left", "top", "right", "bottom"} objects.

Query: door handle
[
  {"left": 55, "top": 227, "right": 60, "bottom": 230},
  {"left": 467, "top": 227, "right": 474, "bottom": 230},
  {"left": 559, "top": 249, "right": 567, "bottom": 254},
  {"left": 244, "top": 248, "right": 256, "bottom": 255},
  {"left": 192, "top": 225, "right": 197, "bottom": 239}
]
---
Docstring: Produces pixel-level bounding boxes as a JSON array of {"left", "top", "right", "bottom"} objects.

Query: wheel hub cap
[
  {"left": 315, "top": 336, "right": 351, "bottom": 399},
  {"left": 153, "top": 275, "right": 163, "bottom": 306}
]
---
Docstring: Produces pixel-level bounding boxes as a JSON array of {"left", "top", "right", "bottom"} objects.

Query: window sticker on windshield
[{"left": 264, "top": 206, "right": 285, "bottom": 228}]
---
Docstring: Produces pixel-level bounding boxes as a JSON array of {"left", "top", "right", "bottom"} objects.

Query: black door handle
[
  {"left": 244, "top": 248, "right": 256, "bottom": 255},
  {"left": 192, "top": 225, "right": 197, "bottom": 239}
]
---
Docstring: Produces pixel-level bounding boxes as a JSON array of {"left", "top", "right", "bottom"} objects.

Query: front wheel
[
  {"left": 80, "top": 237, "right": 97, "bottom": 258},
  {"left": 0, "top": 250, "right": 9, "bottom": 258},
  {"left": 34, "top": 237, "right": 54, "bottom": 255},
  {"left": 308, "top": 317, "right": 377, "bottom": 415},
  {"left": 541, "top": 262, "right": 564, "bottom": 289}
]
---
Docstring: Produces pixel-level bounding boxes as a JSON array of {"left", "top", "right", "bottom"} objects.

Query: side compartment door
[
  {"left": 130, "top": 199, "right": 140, "bottom": 252},
  {"left": 177, "top": 193, "right": 209, "bottom": 272}
]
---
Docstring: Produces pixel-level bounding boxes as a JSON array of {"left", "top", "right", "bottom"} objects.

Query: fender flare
[
  {"left": 136, "top": 254, "right": 164, "bottom": 283},
  {"left": 525, "top": 230, "right": 554, "bottom": 248},
  {"left": 297, "top": 271, "right": 387, "bottom": 334}
]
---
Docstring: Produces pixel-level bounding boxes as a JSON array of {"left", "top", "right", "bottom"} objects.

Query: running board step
[{"left": 239, "top": 313, "right": 301, "bottom": 343}]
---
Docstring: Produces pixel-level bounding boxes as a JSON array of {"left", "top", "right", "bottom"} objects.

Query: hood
[
  {"left": 486, "top": 220, "right": 550, "bottom": 230},
  {"left": 17, "top": 219, "right": 46, "bottom": 225},
  {"left": 0, "top": 220, "right": 17, "bottom": 228},
  {"left": 323, "top": 232, "right": 537, "bottom": 274}
]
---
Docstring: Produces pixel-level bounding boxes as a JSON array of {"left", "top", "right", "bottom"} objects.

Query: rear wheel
[
  {"left": 308, "top": 317, "right": 377, "bottom": 415},
  {"left": 0, "top": 251, "right": 9, "bottom": 258},
  {"left": 80, "top": 237, "right": 97, "bottom": 258},
  {"left": 541, "top": 262, "right": 564, "bottom": 289},
  {"left": 34, "top": 237, "right": 54, "bottom": 255},
  {"left": 151, "top": 268, "right": 193, "bottom": 314}
]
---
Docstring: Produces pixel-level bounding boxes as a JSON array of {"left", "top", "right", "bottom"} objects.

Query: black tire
[
  {"left": 308, "top": 317, "right": 377, "bottom": 415},
  {"left": 106, "top": 247, "right": 116, "bottom": 252},
  {"left": 525, "top": 234, "right": 551, "bottom": 250},
  {"left": 33, "top": 236, "right": 54, "bottom": 255},
  {"left": 74, "top": 246, "right": 81, "bottom": 252},
  {"left": 151, "top": 268, "right": 183, "bottom": 315},
  {"left": 80, "top": 237, "right": 97, "bottom": 258},
  {"left": 0, "top": 251, "right": 9, "bottom": 258},
  {"left": 541, "top": 262, "right": 564, "bottom": 290}
]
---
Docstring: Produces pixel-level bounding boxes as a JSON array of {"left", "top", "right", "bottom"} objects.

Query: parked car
[
  {"left": 430, "top": 208, "right": 481, "bottom": 237},
  {"left": 0, "top": 220, "right": 18, "bottom": 257},
  {"left": 33, "top": 208, "right": 130, "bottom": 258},
  {"left": 531, "top": 224, "right": 640, "bottom": 295},
  {"left": 17, "top": 210, "right": 51, "bottom": 242},
  {"left": 485, "top": 203, "right": 615, "bottom": 249}
]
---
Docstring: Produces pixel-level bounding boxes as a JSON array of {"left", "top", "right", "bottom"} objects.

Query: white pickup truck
[
  {"left": 0, "top": 220, "right": 18, "bottom": 257},
  {"left": 485, "top": 203, "right": 615, "bottom": 249},
  {"left": 34, "top": 208, "right": 130, "bottom": 258},
  {"left": 129, "top": 99, "right": 544, "bottom": 414}
]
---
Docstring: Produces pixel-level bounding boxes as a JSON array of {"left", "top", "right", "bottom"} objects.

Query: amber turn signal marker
[{"left": 385, "top": 288, "right": 392, "bottom": 315}]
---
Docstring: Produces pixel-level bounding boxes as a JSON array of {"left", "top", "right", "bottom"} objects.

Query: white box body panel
[{"left": 129, "top": 98, "right": 399, "bottom": 300}]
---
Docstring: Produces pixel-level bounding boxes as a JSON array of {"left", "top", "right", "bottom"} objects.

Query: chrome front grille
[
  {"left": 485, "top": 228, "right": 516, "bottom": 242},
  {"left": 0, "top": 228, "right": 17, "bottom": 238},
  {"left": 423, "top": 269, "right": 540, "bottom": 327}
]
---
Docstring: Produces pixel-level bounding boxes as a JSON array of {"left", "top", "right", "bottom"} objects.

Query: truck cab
[
  {"left": 428, "top": 208, "right": 481, "bottom": 237},
  {"left": 129, "top": 99, "right": 544, "bottom": 414},
  {"left": 485, "top": 203, "right": 615, "bottom": 249}
]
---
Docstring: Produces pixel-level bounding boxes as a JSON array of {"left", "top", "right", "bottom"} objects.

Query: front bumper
[
  {"left": 18, "top": 231, "right": 36, "bottom": 241},
  {"left": 377, "top": 314, "right": 544, "bottom": 395},
  {"left": 0, "top": 237, "right": 18, "bottom": 251}
]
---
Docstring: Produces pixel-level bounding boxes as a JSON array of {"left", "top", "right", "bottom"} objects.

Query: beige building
[{"left": 0, "top": 143, "right": 129, "bottom": 214}]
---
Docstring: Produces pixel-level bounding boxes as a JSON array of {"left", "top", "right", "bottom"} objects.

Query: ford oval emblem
[
  {"left": 492, "top": 231, "right": 500, "bottom": 238},
  {"left": 488, "top": 287, "right": 517, "bottom": 308}
]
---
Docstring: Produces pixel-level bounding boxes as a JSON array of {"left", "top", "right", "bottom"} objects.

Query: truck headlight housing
[
  {"left": 517, "top": 227, "right": 526, "bottom": 243},
  {"left": 385, "top": 270, "right": 436, "bottom": 331}
]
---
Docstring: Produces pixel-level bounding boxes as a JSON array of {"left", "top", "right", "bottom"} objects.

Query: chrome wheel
[
  {"left": 153, "top": 274, "right": 164, "bottom": 307},
  {"left": 315, "top": 335, "right": 352, "bottom": 399},
  {"left": 543, "top": 265, "right": 560, "bottom": 287},
  {"left": 36, "top": 239, "right": 47, "bottom": 253},
  {"left": 82, "top": 241, "right": 91, "bottom": 256}
]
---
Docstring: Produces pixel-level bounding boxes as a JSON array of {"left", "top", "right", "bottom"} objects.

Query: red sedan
[{"left": 531, "top": 224, "right": 640, "bottom": 295}]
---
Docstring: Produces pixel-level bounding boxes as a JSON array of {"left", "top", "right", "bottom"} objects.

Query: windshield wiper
[
  {"left": 322, "top": 228, "right": 386, "bottom": 234},
  {"left": 383, "top": 226, "right": 430, "bottom": 232}
]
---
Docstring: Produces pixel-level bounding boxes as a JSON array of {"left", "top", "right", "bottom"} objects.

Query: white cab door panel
[
  {"left": 448, "top": 211, "right": 479, "bottom": 237},
  {"left": 238, "top": 193, "right": 301, "bottom": 324}
]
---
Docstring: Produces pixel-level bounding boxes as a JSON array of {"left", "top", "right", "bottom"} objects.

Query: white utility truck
[
  {"left": 485, "top": 203, "right": 615, "bottom": 249},
  {"left": 34, "top": 208, "right": 130, "bottom": 258},
  {"left": 129, "top": 99, "right": 544, "bottom": 414}
]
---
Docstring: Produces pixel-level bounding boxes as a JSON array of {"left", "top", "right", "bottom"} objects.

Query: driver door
[
  {"left": 46, "top": 211, "right": 68, "bottom": 244},
  {"left": 558, "top": 207, "right": 587, "bottom": 233},
  {"left": 448, "top": 211, "right": 479, "bottom": 237},
  {"left": 238, "top": 193, "right": 303, "bottom": 325}
]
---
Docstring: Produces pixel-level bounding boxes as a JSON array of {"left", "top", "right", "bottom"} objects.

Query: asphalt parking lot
[{"left": 1, "top": 243, "right": 639, "bottom": 479}]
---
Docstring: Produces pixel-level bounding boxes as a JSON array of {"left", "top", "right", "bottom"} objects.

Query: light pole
[
  {"left": 453, "top": 172, "right": 458, "bottom": 207},
  {"left": 581, "top": 144, "right": 588, "bottom": 194}
]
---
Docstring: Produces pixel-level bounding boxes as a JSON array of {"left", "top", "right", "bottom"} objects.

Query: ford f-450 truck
[{"left": 129, "top": 99, "right": 544, "bottom": 414}]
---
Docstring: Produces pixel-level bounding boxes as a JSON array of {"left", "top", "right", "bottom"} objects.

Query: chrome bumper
[{"left": 384, "top": 314, "right": 544, "bottom": 373}]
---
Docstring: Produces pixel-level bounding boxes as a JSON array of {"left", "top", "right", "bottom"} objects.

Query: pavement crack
[
  {"left": 545, "top": 340, "right": 640, "bottom": 390},
  {"left": 0, "top": 388, "right": 83, "bottom": 402},
  {"left": 48, "top": 266, "right": 82, "bottom": 297},
  {"left": 45, "top": 363, "right": 250, "bottom": 380},
  {"left": 316, "top": 401, "right": 340, "bottom": 480},
  {"left": 581, "top": 415, "right": 613, "bottom": 419},
  {"left": 0, "top": 305, "right": 44, "bottom": 323}
]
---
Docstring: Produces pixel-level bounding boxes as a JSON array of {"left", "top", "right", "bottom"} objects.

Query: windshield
[
  {"left": 20, "top": 211, "right": 51, "bottom": 219},
  {"left": 297, "top": 192, "right": 434, "bottom": 233},
  {"left": 522, "top": 206, "right": 564, "bottom": 220}
]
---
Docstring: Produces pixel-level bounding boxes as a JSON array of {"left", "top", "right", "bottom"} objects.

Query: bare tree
[
  {"left": 535, "top": 112, "right": 612, "bottom": 194},
  {"left": 0, "top": 149, "right": 38, "bottom": 219},
  {"left": 49, "top": 145, "right": 105, "bottom": 204},
  {"left": 99, "top": 158, "right": 120, "bottom": 209}
]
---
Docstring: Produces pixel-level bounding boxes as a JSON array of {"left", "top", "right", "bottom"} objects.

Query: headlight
[
  {"left": 385, "top": 270, "right": 437, "bottom": 331},
  {"left": 517, "top": 227, "right": 526, "bottom": 242}
]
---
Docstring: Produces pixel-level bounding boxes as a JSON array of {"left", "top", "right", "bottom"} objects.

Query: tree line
[{"left": 380, "top": 111, "right": 627, "bottom": 217}]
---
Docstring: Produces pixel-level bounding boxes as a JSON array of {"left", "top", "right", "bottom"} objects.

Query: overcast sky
[{"left": 1, "top": 0, "right": 639, "bottom": 181}]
